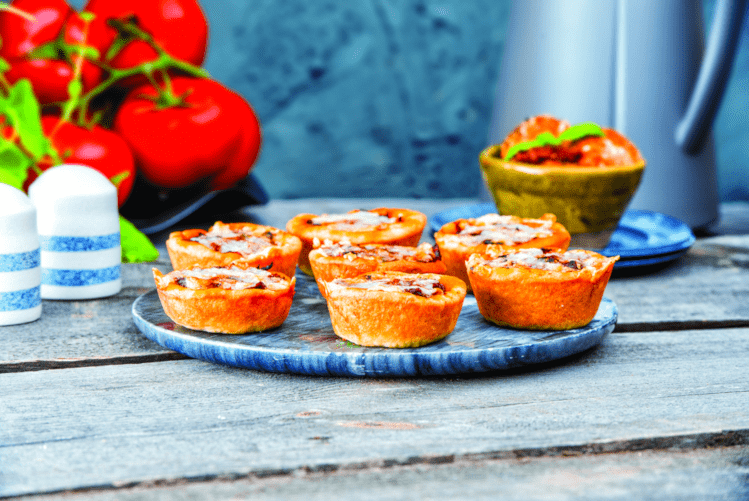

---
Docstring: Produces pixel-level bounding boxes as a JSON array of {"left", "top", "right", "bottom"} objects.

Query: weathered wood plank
[
  {"left": 12, "top": 446, "right": 749, "bottom": 501},
  {"left": 2, "top": 327, "right": 748, "bottom": 496}
]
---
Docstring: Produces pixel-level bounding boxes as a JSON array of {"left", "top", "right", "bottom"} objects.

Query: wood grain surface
[
  {"left": 2, "top": 199, "right": 749, "bottom": 499},
  {"left": 3, "top": 325, "right": 749, "bottom": 496}
]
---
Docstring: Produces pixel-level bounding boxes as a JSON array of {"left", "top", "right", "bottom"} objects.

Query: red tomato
[
  {"left": 23, "top": 117, "right": 136, "bottom": 206},
  {"left": 0, "top": 0, "right": 107, "bottom": 105},
  {"left": 0, "top": 0, "right": 70, "bottom": 59},
  {"left": 84, "top": 0, "right": 208, "bottom": 73},
  {"left": 113, "top": 77, "right": 262, "bottom": 191}
]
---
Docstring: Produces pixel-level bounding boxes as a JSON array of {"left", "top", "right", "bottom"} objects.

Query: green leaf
[
  {"left": 120, "top": 216, "right": 159, "bottom": 263},
  {"left": 5, "top": 79, "right": 49, "bottom": 159},
  {"left": 109, "top": 170, "right": 131, "bottom": 188},
  {"left": 558, "top": 122, "right": 604, "bottom": 142},
  {"left": 0, "top": 139, "right": 32, "bottom": 190},
  {"left": 0, "top": 57, "right": 10, "bottom": 73},
  {"left": 28, "top": 41, "right": 60, "bottom": 60},
  {"left": 504, "top": 122, "right": 605, "bottom": 161}
]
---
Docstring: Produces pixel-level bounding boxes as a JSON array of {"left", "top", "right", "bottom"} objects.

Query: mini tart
[
  {"left": 308, "top": 241, "right": 446, "bottom": 289},
  {"left": 153, "top": 266, "right": 296, "bottom": 334},
  {"left": 286, "top": 208, "right": 427, "bottom": 275},
  {"left": 166, "top": 221, "right": 302, "bottom": 278},
  {"left": 320, "top": 271, "right": 466, "bottom": 348},
  {"left": 466, "top": 248, "right": 618, "bottom": 331},
  {"left": 434, "top": 213, "right": 570, "bottom": 292}
]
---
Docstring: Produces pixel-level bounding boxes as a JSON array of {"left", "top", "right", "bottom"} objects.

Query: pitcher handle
[{"left": 675, "top": 0, "right": 747, "bottom": 154}]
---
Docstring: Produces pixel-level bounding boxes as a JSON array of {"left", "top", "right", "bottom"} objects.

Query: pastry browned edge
[
  {"left": 320, "top": 271, "right": 466, "bottom": 348},
  {"left": 308, "top": 241, "right": 446, "bottom": 293},
  {"left": 466, "top": 248, "right": 618, "bottom": 330},
  {"left": 286, "top": 208, "right": 427, "bottom": 275},
  {"left": 153, "top": 266, "right": 295, "bottom": 334},
  {"left": 434, "top": 213, "right": 571, "bottom": 292},
  {"left": 165, "top": 221, "right": 302, "bottom": 278}
]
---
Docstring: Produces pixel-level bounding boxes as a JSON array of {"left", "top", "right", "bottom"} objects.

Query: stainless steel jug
[{"left": 486, "top": 0, "right": 747, "bottom": 229}]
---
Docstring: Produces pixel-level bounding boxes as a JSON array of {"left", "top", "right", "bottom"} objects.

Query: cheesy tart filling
[
  {"left": 286, "top": 208, "right": 427, "bottom": 275},
  {"left": 308, "top": 240, "right": 445, "bottom": 288},
  {"left": 166, "top": 221, "right": 301, "bottom": 278}
]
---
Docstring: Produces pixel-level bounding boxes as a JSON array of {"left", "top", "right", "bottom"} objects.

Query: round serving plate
[{"left": 132, "top": 273, "right": 617, "bottom": 377}]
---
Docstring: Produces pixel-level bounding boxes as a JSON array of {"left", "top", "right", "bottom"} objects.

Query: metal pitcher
[{"left": 486, "top": 0, "right": 747, "bottom": 229}]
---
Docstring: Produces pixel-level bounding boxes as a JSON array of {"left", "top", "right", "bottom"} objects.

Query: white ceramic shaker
[
  {"left": 0, "top": 184, "right": 42, "bottom": 325},
  {"left": 28, "top": 164, "right": 121, "bottom": 299}
]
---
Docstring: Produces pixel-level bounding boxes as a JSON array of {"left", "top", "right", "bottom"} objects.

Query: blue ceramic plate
[
  {"left": 430, "top": 203, "right": 695, "bottom": 266},
  {"left": 132, "top": 273, "right": 616, "bottom": 377}
]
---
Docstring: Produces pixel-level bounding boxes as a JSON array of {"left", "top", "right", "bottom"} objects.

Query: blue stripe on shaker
[
  {"left": 40, "top": 233, "right": 120, "bottom": 252},
  {"left": 41, "top": 265, "right": 120, "bottom": 287},
  {"left": 0, "top": 286, "right": 41, "bottom": 312},
  {"left": 0, "top": 249, "right": 41, "bottom": 272}
]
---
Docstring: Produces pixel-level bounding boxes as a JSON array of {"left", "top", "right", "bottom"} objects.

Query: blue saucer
[
  {"left": 430, "top": 203, "right": 695, "bottom": 268},
  {"left": 132, "top": 273, "right": 617, "bottom": 377}
]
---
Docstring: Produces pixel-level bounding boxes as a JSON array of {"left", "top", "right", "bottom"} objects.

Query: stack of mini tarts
[
  {"left": 320, "top": 271, "right": 466, "bottom": 348},
  {"left": 166, "top": 221, "right": 301, "bottom": 278},
  {"left": 155, "top": 221, "right": 301, "bottom": 334},
  {"left": 467, "top": 247, "right": 618, "bottom": 330},
  {"left": 286, "top": 208, "right": 427, "bottom": 275},
  {"left": 153, "top": 266, "right": 296, "bottom": 334},
  {"left": 434, "top": 213, "right": 570, "bottom": 292}
]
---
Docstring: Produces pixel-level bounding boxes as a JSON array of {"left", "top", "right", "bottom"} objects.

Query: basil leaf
[
  {"left": 0, "top": 139, "right": 32, "bottom": 190},
  {"left": 6, "top": 79, "right": 49, "bottom": 159},
  {"left": 120, "top": 216, "right": 160, "bottom": 263},
  {"left": 504, "top": 122, "right": 605, "bottom": 161},
  {"left": 28, "top": 41, "right": 60, "bottom": 60},
  {"left": 558, "top": 122, "right": 604, "bottom": 142}
]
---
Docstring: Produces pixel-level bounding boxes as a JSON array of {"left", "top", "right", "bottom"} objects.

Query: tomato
[
  {"left": 113, "top": 77, "right": 262, "bottom": 191},
  {"left": 23, "top": 116, "right": 136, "bottom": 206},
  {"left": 0, "top": 0, "right": 107, "bottom": 105},
  {"left": 83, "top": 0, "right": 208, "bottom": 74},
  {"left": 0, "top": 0, "right": 70, "bottom": 59}
]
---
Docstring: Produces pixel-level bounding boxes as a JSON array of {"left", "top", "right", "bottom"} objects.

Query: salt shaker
[
  {"left": 28, "top": 164, "right": 122, "bottom": 299},
  {"left": 0, "top": 184, "right": 42, "bottom": 325}
]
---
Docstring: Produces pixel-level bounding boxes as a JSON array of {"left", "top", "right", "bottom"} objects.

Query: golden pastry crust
[
  {"left": 320, "top": 271, "right": 466, "bottom": 348},
  {"left": 286, "top": 208, "right": 427, "bottom": 275},
  {"left": 467, "top": 248, "right": 618, "bottom": 330},
  {"left": 309, "top": 241, "right": 446, "bottom": 291},
  {"left": 153, "top": 266, "right": 296, "bottom": 334},
  {"left": 165, "top": 221, "right": 302, "bottom": 278},
  {"left": 434, "top": 213, "right": 571, "bottom": 292}
]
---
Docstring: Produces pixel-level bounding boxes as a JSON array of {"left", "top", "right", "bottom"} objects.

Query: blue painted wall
[{"left": 71, "top": 0, "right": 749, "bottom": 202}]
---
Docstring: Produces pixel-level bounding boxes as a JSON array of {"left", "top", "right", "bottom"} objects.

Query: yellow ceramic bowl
[{"left": 479, "top": 144, "right": 645, "bottom": 248}]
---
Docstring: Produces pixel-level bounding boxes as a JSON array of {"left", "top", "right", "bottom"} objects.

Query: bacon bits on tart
[
  {"left": 466, "top": 248, "right": 618, "bottom": 331},
  {"left": 308, "top": 240, "right": 446, "bottom": 290},
  {"left": 165, "top": 222, "right": 302, "bottom": 278},
  {"left": 152, "top": 266, "right": 296, "bottom": 334},
  {"left": 286, "top": 208, "right": 428, "bottom": 275},
  {"left": 320, "top": 271, "right": 466, "bottom": 348},
  {"left": 434, "top": 213, "right": 571, "bottom": 291}
]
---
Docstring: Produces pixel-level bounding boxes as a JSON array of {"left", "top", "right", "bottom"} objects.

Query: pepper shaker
[
  {"left": 0, "top": 184, "right": 42, "bottom": 325},
  {"left": 28, "top": 164, "right": 122, "bottom": 300}
]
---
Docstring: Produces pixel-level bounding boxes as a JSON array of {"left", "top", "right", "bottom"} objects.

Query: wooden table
[{"left": 3, "top": 199, "right": 749, "bottom": 500}]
